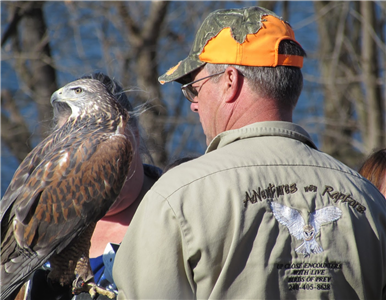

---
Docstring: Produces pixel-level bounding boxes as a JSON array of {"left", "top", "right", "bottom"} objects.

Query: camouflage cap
[{"left": 159, "top": 6, "right": 304, "bottom": 84}]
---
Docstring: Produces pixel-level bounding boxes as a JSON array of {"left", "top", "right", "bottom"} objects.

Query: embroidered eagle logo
[{"left": 270, "top": 202, "right": 342, "bottom": 257}]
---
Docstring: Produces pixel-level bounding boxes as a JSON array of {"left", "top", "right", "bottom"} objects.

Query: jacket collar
[{"left": 206, "top": 121, "right": 317, "bottom": 153}]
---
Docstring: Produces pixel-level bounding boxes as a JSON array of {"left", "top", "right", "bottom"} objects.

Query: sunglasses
[{"left": 181, "top": 71, "right": 225, "bottom": 103}]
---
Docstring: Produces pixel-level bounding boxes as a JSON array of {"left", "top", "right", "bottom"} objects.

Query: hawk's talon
[{"left": 72, "top": 281, "right": 115, "bottom": 299}]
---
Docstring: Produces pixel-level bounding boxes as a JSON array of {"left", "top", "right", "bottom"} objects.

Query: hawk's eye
[{"left": 73, "top": 87, "right": 83, "bottom": 94}]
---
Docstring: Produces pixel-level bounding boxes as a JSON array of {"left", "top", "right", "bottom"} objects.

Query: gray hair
[{"left": 205, "top": 40, "right": 306, "bottom": 109}]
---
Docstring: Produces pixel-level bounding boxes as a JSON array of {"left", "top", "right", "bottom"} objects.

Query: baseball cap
[{"left": 159, "top": 6, "right": 304, "bottom": 84}]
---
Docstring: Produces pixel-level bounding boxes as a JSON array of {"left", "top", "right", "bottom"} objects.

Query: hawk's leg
[
  {"left": 72, "top": 259, "right": 115, "bottom": 299},
  {"left": 48, "top": 222, "right": 96, "bottom": 287},
  {"left": 73, "top": 281, "right": 116, "bottom": 299},
  {"left": 72, "top": 262, "right": 115, "bottom": 299},
  {"left": 70, "top": 223, "right": 115, "bottom": 299}
]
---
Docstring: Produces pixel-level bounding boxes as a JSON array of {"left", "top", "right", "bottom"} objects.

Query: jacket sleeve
[{"left": 113, "top": 189, "right": 195, "bottom": 300}]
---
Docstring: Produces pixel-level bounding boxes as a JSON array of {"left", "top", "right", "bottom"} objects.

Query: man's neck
[{"left": 225, "top": 97, "right": 293, "bottom": 131}]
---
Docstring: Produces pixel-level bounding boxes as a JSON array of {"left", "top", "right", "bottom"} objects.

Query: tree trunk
[
  {"left": 1, "top": 1, "right": 58, "bottom": 162},
  {"left": 360, "top": 1, "right": 385, "bottom": 153},
  {"left": 18, "top": 1, "right": 57, "bottom": 137},
  {"left": 314, "top": 1, "right": 364, "bottom": 167},
  {"left": 116, "top": 1, "right": 169, "bottom": 167}
]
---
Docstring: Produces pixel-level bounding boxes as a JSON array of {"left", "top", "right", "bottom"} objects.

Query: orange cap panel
[{"left": 199, "top": 15, "right": 303, "bottom": 68}]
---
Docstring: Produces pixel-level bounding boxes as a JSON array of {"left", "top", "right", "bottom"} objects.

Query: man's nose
[{"left": 190, "top": 102, "right": 198, "bottom": 112}]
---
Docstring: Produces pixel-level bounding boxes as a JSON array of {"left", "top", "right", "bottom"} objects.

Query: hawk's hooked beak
[{"left": 50, "top": 88, "right": 63, "bottom": 105}]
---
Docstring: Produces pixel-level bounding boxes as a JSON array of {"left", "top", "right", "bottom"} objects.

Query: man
[{"left": 113, "top": 6, "right": 386, "bottom": 299}]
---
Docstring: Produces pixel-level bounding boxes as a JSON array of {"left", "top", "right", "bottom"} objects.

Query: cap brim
[{"left": 158, "top": 55, "right": 206, "bottom": 85}]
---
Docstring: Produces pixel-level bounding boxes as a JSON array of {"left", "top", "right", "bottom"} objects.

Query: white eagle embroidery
[{"left": 270, "top": 202, "right": 342, "bottom": 257}]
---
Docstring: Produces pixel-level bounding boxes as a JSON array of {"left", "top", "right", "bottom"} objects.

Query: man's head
[
  {"left": 159, "top": 6, "right": 306, "bottom": 144},
  {"left": 359, "top": 148, "right": 386, "bottom": 197}
]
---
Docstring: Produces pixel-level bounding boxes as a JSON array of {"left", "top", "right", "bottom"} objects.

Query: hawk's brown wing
[
  {"left": 0, "top": 133, "right": 57, "bottom": 222},
  {"left": 0, "top": 128, "right": 132, "bottom": 299}
]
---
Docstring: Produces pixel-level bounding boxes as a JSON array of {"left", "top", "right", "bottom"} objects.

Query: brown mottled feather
[{"left": 0, "top": 79, "right": 132, "bottom": 299}]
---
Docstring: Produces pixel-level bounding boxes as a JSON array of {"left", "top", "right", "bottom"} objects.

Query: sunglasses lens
[
  {"left": 182, "top": 86, "right": 197, "bottom": 102},
  {"left": 182, "top": 88, "right": 191, "bottom": 102},
  {"left": 187, "top": 86, "right": 198, "bottom": 100}
]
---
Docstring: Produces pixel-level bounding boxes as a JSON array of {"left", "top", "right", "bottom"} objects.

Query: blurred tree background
[{"left": 1, "top": 1, "right": 385, "bottom": 195}]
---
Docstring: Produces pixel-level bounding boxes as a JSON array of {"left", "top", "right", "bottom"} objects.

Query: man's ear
[{"left": 223, "top": 66, "right": 243, "bottom": 103}]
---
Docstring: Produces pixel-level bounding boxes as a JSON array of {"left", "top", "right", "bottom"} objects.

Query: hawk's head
[{"left": 51, "top": 78, "right": 126, "bottom": 127}]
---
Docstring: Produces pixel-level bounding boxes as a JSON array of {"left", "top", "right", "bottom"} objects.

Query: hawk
[
  {"left": 0, "top": 78, "right": 133, "bottom": 299},
  {"left": 270, "top": 202, "right": 342, "bottom": 256}
]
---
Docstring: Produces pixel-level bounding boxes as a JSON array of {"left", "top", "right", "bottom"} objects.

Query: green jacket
[{"left": 114, "top": 121, "right": 386, "bottom": 300}]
